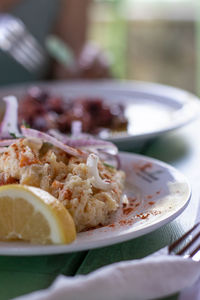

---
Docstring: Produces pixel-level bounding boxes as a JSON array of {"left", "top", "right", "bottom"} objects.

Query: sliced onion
[
  {"left": 21, "top": 126, "right": 87, "bottom": 158},
  {"left": 48, "top": 129, "right": 118, "bottom": 155},
  {"left": 48, "top": 129, "right": 74, "bottom": 144},
  {"left": 0, "top": 139, "right": 19, "bottom": 147},
  {"left": 71, "top": 120, "right": 82, "bottom": 137},
  {"left": 87, "top": 153, "right": 112, "bottom": 191},
  {"left": 0, "top": 96, "right": 21, "bottom": 138},
  {"left": 98, "top": 151, "right": 120, "bottom": 169}
]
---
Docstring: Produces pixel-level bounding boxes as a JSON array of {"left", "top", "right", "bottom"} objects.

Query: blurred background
[
  {"left": 0, "top": 0, "right": 199, "bottom": 95},
  {"left": 89, "top": 0, "right": 198, "bottom": 94}
]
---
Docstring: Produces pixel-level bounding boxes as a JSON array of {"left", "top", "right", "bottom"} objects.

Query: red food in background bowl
[{"left": 18, "top": 87, "right": 128, "bottom": 136}]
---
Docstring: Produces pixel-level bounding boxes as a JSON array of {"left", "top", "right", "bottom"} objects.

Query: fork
[
  {"left": 168, "top": 222, "right": 200, "bottom": 262},
  {"left": 0, "top": 14, "right": 47, "bottom": 73}
]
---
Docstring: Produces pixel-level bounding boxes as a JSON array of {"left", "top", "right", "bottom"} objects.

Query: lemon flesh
[{"left": 0, "top": 184, "right": 76, "bottom": 245}]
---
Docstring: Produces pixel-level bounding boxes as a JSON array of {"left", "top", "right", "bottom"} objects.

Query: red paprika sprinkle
[{"left": 123, "top": 207, "right": 134, "bottom": 215}]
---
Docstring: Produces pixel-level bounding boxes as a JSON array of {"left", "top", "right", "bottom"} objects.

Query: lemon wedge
[{"left": 0, "top": 184, "right": 76, "bottom": 245}]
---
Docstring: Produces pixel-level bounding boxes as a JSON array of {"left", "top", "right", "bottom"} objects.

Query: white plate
[
  {"left": 0, "top": 80, "right": 200, "bottom": 149},
  {"left": 0, "top": 152, "right": 191, "bottom": 256}
]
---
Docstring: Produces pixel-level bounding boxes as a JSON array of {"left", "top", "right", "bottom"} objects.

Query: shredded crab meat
[
  {"left": 122, "top": 194, "right": 129, "bottom": 205},
  {"left": 87, "top": 153, "right": 112, "bottom": 191},
  {"left": 0, "top": 147, "right": 8, "bottom": 153}
]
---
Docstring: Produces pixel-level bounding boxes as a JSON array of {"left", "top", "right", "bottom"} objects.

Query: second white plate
[{"left": 0, "top": 80, "right": 199, "bottom": 149}]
